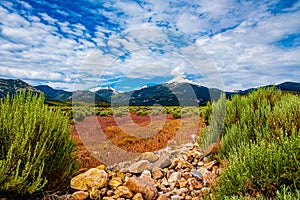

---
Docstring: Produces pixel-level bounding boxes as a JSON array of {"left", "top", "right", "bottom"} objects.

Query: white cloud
[{"left": 1, "top": 0, "right": 299, "bottom": 91}]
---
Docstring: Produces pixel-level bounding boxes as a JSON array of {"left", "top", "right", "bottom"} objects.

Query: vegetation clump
[
  {"left": 199, "top": 87, "right": 300, "bottom": 198},
  {"left": 0, "top": 91, "right": 79, "bottom": 195}
]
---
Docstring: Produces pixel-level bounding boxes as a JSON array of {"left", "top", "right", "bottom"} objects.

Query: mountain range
[{"left": 0, "top": 77, "right": 299, "bottom": 106}]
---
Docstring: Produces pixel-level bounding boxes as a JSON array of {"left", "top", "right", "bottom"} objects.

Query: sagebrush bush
[
  {"left": 215, "top": 130, "right": 300, "bottom": 198},
  {"left": 0, "top": 92, "right": 79, "bottom": 195},
  {"left": 199, "top": 87, "right": 300, "bottom": 198}
]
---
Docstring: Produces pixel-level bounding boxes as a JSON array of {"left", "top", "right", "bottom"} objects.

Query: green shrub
[
  {"left": 0, "top": 92, "right": 79, "bottom": 195},
  {"left": 201, "top": 101, "right": 212, "bottom": 125},
  {"left": 199, "top": 87, "right": 300, "bottom": 198},
  {"left": 220, "top": 87, "right": 300, "bottom": 159},
  {"left": 136, "top": 109, "right": 149, "bottom": 116},
  {"left": 199, "top": 93, "right": 226, "bottom": 151},
  {"left": 215, "top": 130, "right": 300, "bottom": 198},
  {"left": 172, "top": 109, "right": 182, "bottom": 119}
]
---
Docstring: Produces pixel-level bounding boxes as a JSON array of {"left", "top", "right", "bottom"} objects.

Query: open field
[{"left": 72, "top": 107, "right": 204, "bottom": 167}]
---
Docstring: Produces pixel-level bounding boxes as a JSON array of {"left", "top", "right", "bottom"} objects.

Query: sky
[{"left": 0, "top": 0, "right": 299, "bottom": 92}]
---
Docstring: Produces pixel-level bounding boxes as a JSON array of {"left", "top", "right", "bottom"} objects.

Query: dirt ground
[{"left": 72, "top": 113, "right": 204, "bottom": 169}]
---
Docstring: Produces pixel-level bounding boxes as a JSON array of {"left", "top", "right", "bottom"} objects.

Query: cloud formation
[{"left": 0, "top": 0, "right": 299, "bottom": 91}]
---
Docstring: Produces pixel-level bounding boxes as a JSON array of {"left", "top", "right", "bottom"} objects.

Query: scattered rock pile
[{"left": 70, "top": 143, "right": 220, "bottom": 200}]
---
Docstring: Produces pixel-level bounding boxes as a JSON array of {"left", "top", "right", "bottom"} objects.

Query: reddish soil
[{"left": 72, "top": 113, "right": 204, "bottom": 168}]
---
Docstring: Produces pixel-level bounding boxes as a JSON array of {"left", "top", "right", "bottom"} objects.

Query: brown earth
[{"left": 72, "top": 113, "right": 204, "bottom": 169}]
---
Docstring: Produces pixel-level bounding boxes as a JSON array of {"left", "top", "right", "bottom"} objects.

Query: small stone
[
  {"left": 71, "top": 191, "right": 89, "bottom": 200},
  {"left": 185, "top": 195, "right": 192, "bottom": 200},
  {"left": 157, "top": 194, "right": 171, "bottom": 200},
  {"left": 204, "top": 160, "right": 217, "bottom": 170},
  {"left": 197, "top": 162, "right": 204, "bottom": 167},
  {"left": 190, "top": 169, "right": 202, "bottom": 181},
  {"left": 106, "top": 190, "right": 114, "bottom": 196},
  {"left": 200, "top": 187, "right": 210, "bottom": 194},
  {"left": 203, "top": 180, "right": 210, "bottom": 187},
  {"left": 187, "top": 178, "right": 203, "bottom": 190},
  {"left": 178, "top": 179, "right": 187, "bottom": 188},
  {"left": 171, "top": 195, "right": 183, "bottom": 200},
  {"left": 168, "top": 172, "right": 181, "bottom": 183},
  {"left": 114, "top": 186, "right": 133, "bottom": 198},
  {"left": 102, "top": 197, "right": 115, "bottom": 200},
  {"left": 116, "top": 172, "right": 125, "bottom": 181},
  {"left": 109, "top": 177, "right": 123, "bottom": 189},
  {"left": 153, "top": 154, "right": 171, "bottom": 168},
  {"left": 139, "top": 152, "right": 160, "bottom": 163},
  {"left": 181, "top": 172, "right": 192, "bottom": 180},
  {"left": 128, "top": 160, "right": 152, "bottom": 174},
  {"left": 96, "top": 164, "right": 106, "bottom": 170},
  {"left": 141, "top": 170, "right": 152, "bottom": 177},
  {"left": 202, "top": 157, "right": 209, "bottom": 164},
  {"left": 152, "top": 167, "right": 164, "bottom": 180},
  {"left": 89, "top": 188, "right": 101, "bottom": 199},
  {"left": 71, "top": 168, "right": 108, "bottom": 191},
  {"left": 169, "top": 158, "right": 179, "bottom": 169},
  {"left": 133, "top": 193, "right": 144, "bottom": 200},
  {"left": 100, "top": 187, "right": 107, "bottom": 196},
  {"left": 141, "top": 174, "right": 156, "bottom": 185},
  {"left": 175, "top": 160, "right": 184, "bottom": 170},
  {"left": 125, "top": 177, "right": 158, "bottom": 200}
]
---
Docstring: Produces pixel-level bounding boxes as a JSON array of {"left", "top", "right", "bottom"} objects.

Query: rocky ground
[{"left": 56, "top": 142, "right": 220, "bottom": 200}]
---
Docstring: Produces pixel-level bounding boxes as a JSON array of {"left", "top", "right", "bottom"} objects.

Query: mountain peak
[{"left": 165, "top": 76, "right": 200, "bottom": 86}]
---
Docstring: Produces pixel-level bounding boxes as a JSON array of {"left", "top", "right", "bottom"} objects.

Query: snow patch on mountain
[{"left": 165, "top": 76, "right": 200, "bottom": 86}]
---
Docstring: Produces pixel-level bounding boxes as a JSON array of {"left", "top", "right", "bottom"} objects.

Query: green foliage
[
  {"left": 172, "top": 109, "right": 182, "bottom": 119},
  {"left": 215, "top": 131, "right": 300, "bottom": 198},
  {"left": 220, "top": 87, "right": 300, "bottom": 159},
  {"left": 136, "top": 109, "right": 149, "bottom": 116},
  {"left": 0, "top": 91, "right": 79, "bottom": 195},
  {"left": 199, "top": 93, "right": 226, "bottom": 151},
  {"left": 201, "top": 101, "right": 212, "bottom": 125},
  {"left": 199, "top": 87, "right": 300, "bottom": 198}
]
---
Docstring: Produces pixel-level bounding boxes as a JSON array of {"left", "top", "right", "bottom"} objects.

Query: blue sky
[{"left": 0, "top": 0, "right": 299, "bottom": 91}]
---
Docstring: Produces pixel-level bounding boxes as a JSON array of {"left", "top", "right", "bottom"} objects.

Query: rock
[
  {"left": 114, "top": 186, "right": 134, "bottom": 198},
  {"left": 178, "top": 179, "right": 187, "bottom": 188},
  {"left": 202, "top": 157, "right": 209, "bottom": 164},
  {"left": 139, "top": 152, "right": 159, "bottom": 163},
  {"left": 181, "top": 172, "right": 192, "bottom": 180},
  {"left": 128, "top": 160, "right": 152, "bottom": 174},
  {"left": 133, "top": 193, "right": 144, "bottom": 200},
  {"left": 191, "top": 169, "right": 202, "bottom": 181},
  {"left": 153, "top": 154, "right": 171, "bottom": 169},
  {"left": 100, "top": 187, "right": 107, "bottom": 196},
  {"left": 71, "top": 191, "right": 89, "bottom": 200},
  {"left": 71, "top": 168, "right": 108, "bottom": 191},
  {"left": 141, "top": 170, "right": 152, "bottom": 177},
  {"left": 169, "top": 158, "right": 179, "bottom": 169},
  {"left": 197, "top": 161, "right": 204, "bottom": 167},
  {"left": 168, "top": 172, "right": 181, "bottom": 183},
  {"left": 152, "top": 167, "right": 164, "bottom": 180},
  {"left": 106, "top": 190, "right": 114, "bottom": 196},
  {"left": 102, "top": 197, "right": 115, "bottom": 200},
  {"left": 157, "top": 194, "right": 171, "bottom": 200},
  {"left": 96, "top": 164, "right": 106, "bottom": 170},
  {"left": 171, "top": 195, "right": 183, "bottom": 200},
  {"left": 109, "top": 177, "right": 123, "bottom": 189},
  {"left": 89, "top": 188, "right": 101, "bottom": 199},
  {"left": 141, "top": 174, "right": 156, "bottom": 185},
  {"left": 204, "top": 160, "right": 217, "bottom": 170},
  {"left": 125, "top": 177, "right": 158, "bottom": 200},
  {"left": 187, "top": 178, "right": 203, "bottom": 190}
]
